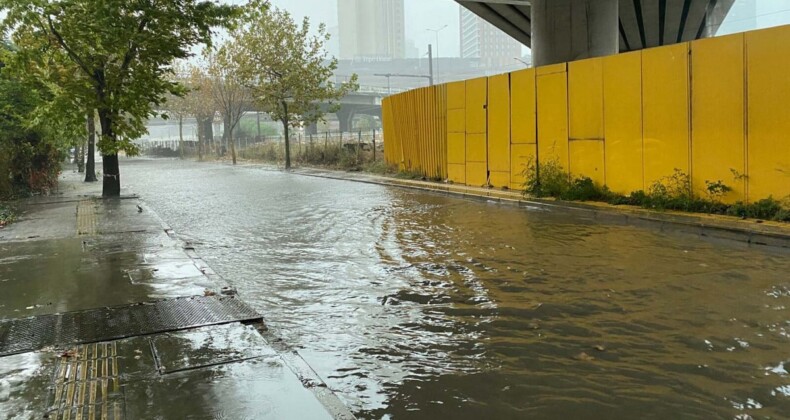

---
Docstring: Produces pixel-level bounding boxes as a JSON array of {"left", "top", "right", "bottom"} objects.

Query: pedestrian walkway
[{"left": 0, "top": 169, "right": 353, "bottom": 419}]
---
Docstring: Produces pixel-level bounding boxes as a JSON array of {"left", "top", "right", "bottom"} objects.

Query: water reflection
[{"left": 124, "top": 160, "right": 790, "bottom": 419}]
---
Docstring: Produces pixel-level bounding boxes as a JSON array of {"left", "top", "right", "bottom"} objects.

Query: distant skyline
[{"left": 269, "top": 0, "right": 464, "bottom": 58}]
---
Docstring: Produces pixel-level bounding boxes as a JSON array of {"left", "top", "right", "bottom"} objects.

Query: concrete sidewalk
[{"left": 0, "top": 169, "right": 353, "bottom": 419}]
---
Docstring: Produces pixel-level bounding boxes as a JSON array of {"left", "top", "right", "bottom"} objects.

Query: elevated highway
[{"left": 457, "top": 0, "right": 735, "bottom": 65}]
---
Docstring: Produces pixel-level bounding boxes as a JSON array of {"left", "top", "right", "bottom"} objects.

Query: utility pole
[
  {"left": 428, "top": 44, "right": 434, "bottom": 86},
  {"left": 427, "top": 25, "right": 447, "bottom": 83}
]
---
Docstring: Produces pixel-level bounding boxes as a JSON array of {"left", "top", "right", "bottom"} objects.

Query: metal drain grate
[{"left": 0, "top": 296, "right": 262, "bottom": 356}]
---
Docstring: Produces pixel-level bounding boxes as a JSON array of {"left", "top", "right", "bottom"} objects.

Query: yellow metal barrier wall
[
  {"left": 383, "top": 24, "right": 790, "bottom": 203},
  {"left": 382, "top": 86, "right": 447, "bottom": 179}
]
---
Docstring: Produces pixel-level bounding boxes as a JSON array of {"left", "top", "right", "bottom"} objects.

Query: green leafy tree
[
  {"left": 235, "top": 0, "right": 358, "bottom": 169},
  {"left": 0, "top": 42, "right": 74, "bottom": 196},
  {"left": 0, "top": 0, "right": 238, "bottom": 196}
]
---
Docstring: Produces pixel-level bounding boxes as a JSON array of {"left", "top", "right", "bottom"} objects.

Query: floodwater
[{"left": 123, "top": 159, "right": 790, "bottom": 419}]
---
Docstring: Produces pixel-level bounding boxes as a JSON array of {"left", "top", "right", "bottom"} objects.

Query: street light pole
[
  {"left": 514, "top": 57, "right": 531, "bottom": 67},
  {"left": 427, "top": 44, "right": 434, "bottom": 86},
  {"left": 427, "top": 24, "right": 448, "bottom": 84}
]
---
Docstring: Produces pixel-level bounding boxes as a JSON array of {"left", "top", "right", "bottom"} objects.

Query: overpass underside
[{"left": 457, "top": 0, "right": 735, "bottom": 66}]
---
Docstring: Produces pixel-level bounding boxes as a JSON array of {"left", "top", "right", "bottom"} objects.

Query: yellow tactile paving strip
[
  {"left": 51, "top": 342, "right": 123, "bottom": 419},
  {"left": 76, "top": 200, "right": 97, "bottom": 236}
]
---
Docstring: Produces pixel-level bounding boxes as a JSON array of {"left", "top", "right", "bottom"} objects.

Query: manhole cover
[{"left": 0, "top": 295, "right": 262, "bottom": 356}]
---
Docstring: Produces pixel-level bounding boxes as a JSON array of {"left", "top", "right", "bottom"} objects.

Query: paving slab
[{"left": 0, "top": 324, "right": 334, "bottom": 420}]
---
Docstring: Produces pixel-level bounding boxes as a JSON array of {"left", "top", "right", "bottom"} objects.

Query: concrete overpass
[
  {"left": 314, "top": 88, "right": 386, "bottom": 134},
  {"left": 456, "top": 0, "right": 735, "bottom": 66}
]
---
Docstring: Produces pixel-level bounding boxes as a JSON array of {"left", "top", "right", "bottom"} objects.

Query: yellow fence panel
[
  {"left": 466, "top": 133, "right": 487, "bottom": 165},
  {"left": 568, "top": 58, "right": 604, "bottom": 184},
  {"left": 511, "top": 143, "right": 537, "bottom": 190},
  {"left": 691, "top": 34, "right": 746, "bottom": 203},
  {"left": 448, "top": 109, "right": 465, "bottom": 133},
  {"left": 465, "top": 77, "right": 487, "bottom": 186},
  {"left": 488, "top": 73, "right": 510, "bottom": 187},
  {"left": 747, "top": 25, "right": 790, "bottom": 201},
  {"left": 448, "top": 133, "right": 465, "bottom": 165},
  {"left": 511, "top": 68, "right": 536, "bottom": 144},
  {"left": 537, "top": 65, "right": 569, "bottom": 169},
  {"left": 569, "top": 58, "right": 604, "bottom": 141},
  {"left": 569, "top": 140, "right": 605, "bottom": 185},
  {"left": 465, "top": 77, "right": 487, "bottom": 135},
  {"left": 437, "top": 84, "right": 448, "bottom": 180},
  {"left": 603, "top": 51, "right": 644, "bottom": 194},
  {"left": 447, "top": 80, "right": 466, "bottom": 110},
  {"left": 446, "top": 80, "right": 466, "bottom": 183},
  {"left": 537, "top": 63, "right": 567, "bottom": 76},
  {"left": 642, "top": 42, "right": 690, "bottom": 186},
  {"left": 448, "top": 164, "right": 466, "bottom": 184},
  {"left": 466, "top": 161, "right": 488, "bottom": 187}
]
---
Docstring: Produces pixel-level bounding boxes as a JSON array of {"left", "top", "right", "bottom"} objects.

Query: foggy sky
[{"left": 270, "top": 0, "right": 461, "bottom": 58}]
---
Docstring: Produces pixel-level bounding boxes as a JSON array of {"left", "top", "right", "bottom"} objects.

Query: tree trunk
[
  {"left": 85, "top": 112, "right": 98, "bottom": 182},
  {"left": 97, "top": 110, "right": 120, "bottom": 196},
  {"left": 77, "top": 139, "right": 86, "bottom": 173},
  {"left": 283, "top": 101, "right": 291, "bottom": 170},
  {"left": 197, "top": 116, "right": 204, "bottom": 162},
  {"left": 205, "top": 119, "right": 214, "bottom": 151},
  {"left": 229, "top": 126, "right": 237, "bottom": 165},
  {"left": 256, "top": 112, "right": 261, "bottom": 141},
  {"left": 178, "top": 115, "right": 185, "bottom": 159}
]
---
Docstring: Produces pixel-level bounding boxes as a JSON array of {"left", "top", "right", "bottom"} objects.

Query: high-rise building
[
  {"left": 460, "top": 7, "right": 524, "bottom": 68},
  {"left": 338, "top": 0, "right": 405, "bottom": 61}
]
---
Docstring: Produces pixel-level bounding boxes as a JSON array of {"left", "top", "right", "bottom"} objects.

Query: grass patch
[{"left": 522, "top": 159, "right": 790, "bottom": 222}]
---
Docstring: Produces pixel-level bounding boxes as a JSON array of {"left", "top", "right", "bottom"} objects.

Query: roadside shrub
[
  {"left": 727, "top": 197, "right": 790, "bottom": 222},
  {"left": 0, "top": 204, "right": 15, "bottom": 227},
  {"left": 522, "top": 158, "right": 613, "bottom": 201},
  {"left": 521, "top": 160, "right": 790, "bottom": 222}
]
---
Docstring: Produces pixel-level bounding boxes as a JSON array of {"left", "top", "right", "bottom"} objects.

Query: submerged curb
[{"left": 291, "top": 168, "right": 790, "bottom": 249}]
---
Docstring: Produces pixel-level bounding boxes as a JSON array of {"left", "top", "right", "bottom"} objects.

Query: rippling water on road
[{"left": 123, "top": 159, "right": 790, "bottom": 419}]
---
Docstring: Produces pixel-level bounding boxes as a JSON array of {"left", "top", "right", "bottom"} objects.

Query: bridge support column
[
  {"left": 532, "top": 0, "right": 618, "bottom": 67},
  {"left": 336, "top": 107, "right": 355, "bottom": 133}
]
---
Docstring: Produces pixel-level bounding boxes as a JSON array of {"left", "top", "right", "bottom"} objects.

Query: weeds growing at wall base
[{"left": 522, "top": 158, "right": 790, "bottom": 222}]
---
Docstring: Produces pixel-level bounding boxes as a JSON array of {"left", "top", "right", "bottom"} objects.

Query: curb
[
  {"left": 292, "top": 168, "right": 790, "bottom": 249},
  {"left": 134, "top": 195, "right": 357, "bottom": 420}
]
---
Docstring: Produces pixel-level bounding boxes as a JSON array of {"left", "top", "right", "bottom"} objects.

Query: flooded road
[{"left": 123, "top": 159, "right": 790, "bottom": 419}]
